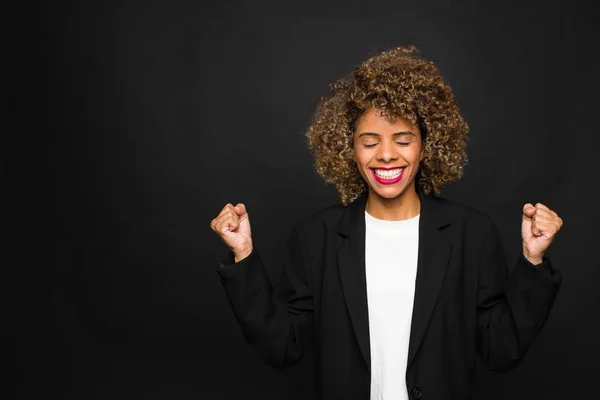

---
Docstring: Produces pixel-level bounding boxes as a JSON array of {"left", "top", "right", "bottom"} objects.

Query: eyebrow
[{"left": 357, "top": 131, "right": 416, "bottom": 138}]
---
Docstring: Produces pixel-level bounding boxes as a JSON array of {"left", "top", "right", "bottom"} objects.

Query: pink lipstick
[{"left": 371, "top": 167, "right": 405, "bottom": 185}]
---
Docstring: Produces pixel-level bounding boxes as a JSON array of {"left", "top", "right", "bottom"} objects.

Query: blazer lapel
[
  {"left": 336, "top": 186, "right": 453, "bottom": 374},
  {"left": 407, "top": 187, "right": 453, "bottom": 369},
  {"left": 336, "top": 191, "right": 371, "bottom": 373}
]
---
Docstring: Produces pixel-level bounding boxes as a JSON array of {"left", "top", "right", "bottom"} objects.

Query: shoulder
[
  {"left": 291, "top": 202, "right": 346, "bottom": 237},
  {"left": 429, "top": 194, "right": 496, "bottom": 229}
]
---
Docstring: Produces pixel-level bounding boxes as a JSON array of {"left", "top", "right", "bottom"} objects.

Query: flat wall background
[{"left": 25, "top": 1, "right": 599, "bottom": 399}]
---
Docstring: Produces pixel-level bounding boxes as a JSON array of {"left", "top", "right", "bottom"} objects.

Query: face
[{"left": 352, "top": 108, "right": 425, "bottom": 202}]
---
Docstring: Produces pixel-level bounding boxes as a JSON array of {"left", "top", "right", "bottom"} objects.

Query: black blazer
[{"left": 216, "top": 187, "right": 561, "bottom": 400}]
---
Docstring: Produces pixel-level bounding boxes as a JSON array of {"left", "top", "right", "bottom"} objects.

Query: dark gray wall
[{"left": 27, "top": 0, "right": 599, "bottom": 399}]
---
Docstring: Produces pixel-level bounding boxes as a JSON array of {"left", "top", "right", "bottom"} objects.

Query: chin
[{"left": 370, "top": 187, "right": 407, "bottom": 200}]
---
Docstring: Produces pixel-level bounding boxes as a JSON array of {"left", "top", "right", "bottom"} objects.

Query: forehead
[{"left": 355, "top": 109, "right": 420, "bottom": 136}]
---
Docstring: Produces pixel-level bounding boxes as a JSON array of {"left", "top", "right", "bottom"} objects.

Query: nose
[{"left": 376, "top": 138, "right": 398, "bottom": 163}]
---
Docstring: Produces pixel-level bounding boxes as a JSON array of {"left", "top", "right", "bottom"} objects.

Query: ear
[{"left": 419, "top": 147, "right": 425, "bottom": 162}]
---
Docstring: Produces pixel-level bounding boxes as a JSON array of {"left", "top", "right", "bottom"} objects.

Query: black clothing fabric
[{"left": 216, "top": 188, "right": 561, "bottom": 399}]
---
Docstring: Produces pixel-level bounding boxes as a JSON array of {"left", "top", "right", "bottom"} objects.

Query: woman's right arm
[{"left": 211, "top": 203, "right": 314, "bottom": 371}]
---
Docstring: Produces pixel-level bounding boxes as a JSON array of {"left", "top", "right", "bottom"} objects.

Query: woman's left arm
[{"left": 476, "top": 203, "right": 563, "bottom": 372}]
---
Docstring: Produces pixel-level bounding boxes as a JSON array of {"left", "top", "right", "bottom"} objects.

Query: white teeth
[{"left": 374, "top": 168, "right": 404, "bottom": 179}]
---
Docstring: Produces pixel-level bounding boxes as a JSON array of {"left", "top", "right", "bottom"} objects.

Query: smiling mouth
[
  {"left": 370, "top": 167, "right": 406, "bottom": 185},
  {"left": 371, "top": 167, "right": 405, "bottom": 179}
]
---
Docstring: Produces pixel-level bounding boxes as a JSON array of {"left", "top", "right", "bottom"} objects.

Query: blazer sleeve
[
  {"left": 215, "top": 223, "right": 314, "bottom": 371},
  {"left": 476, "top": 217, "right": 562, "bottom": 372}
]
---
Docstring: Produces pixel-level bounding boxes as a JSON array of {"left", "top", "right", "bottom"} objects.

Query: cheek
[
  {"left": 408, "top": 146, "right": 424, "bottom": 163},
  {"left": 354, "top": 152, "right": 369, "bottom": 168},
  {"left": 352, "top": 146, "right": 364, "bottom": 164}
]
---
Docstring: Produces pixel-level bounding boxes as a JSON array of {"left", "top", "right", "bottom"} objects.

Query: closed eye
[{"left": 363, "top": 142, "right": 410, "bottom": 148}]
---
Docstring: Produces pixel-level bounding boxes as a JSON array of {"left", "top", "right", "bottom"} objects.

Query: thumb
[
  {"left": 233, "top": 203, "right": 249, "bottom": 223},
  {"left": 521, "top": 203, "right": 534, "bottom": 240},
  {"left": 522, "top": 203, "right": 536, "bottom": 220},
  {"left": 233, "top": 203, "right": 250, "bottom": 228},
  {"left": 233, "top": 203, "right": 252, "bottom": 241}
]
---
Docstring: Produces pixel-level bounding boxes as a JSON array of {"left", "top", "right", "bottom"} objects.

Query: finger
[
  {"left": 530, "top": 211, "right": 562, "bottom": 229},
  {"left": 211, "top": 217, "right": 233, "bottom": 234},
  {"left": 530, "top": 211, "right": 552, "bottom": 225},
  {"left": 531, "top": 221, "right": 543, "bottom": 237},
  {"left": 534, "top": 204, "right": 562, "bottom": 223},
  {"left": 545, "top": 220, "right": 562, "bottom": 233},
  {"left": 532, "top": 206, "right": 557, "bottom": 218},
  {"left": 212, "top": 205, "right": 233, "bottom": 227},
  {"left": 234, "top": 203, "right": 249, "bottom": 220},
  {"left": 215, "top": 203, "right": 235, "bottom": 219},
  {"left": 220, "top": 214, "right": 240, "bottom": 233},
  {"left": 234, "top": 203, "right": 246, "bottom": 214},
  {"left": 522, "top": 203, "right": 536, "bottom": 220},
  {"left": 213, "top": 208, "right": 240, "bottom": 228},
  {"left": 532, "top": 220, "right": 561, "bottom": 238},
  {"left": 210, "top": 216, "right": 223, "bottom": 233},
  {"left": 534, "top": 203, "right": 557, "bottom": 214}
]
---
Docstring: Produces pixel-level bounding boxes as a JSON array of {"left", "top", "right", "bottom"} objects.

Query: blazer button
[{"left": 411, "top": 387, "right": 422, "bottom": 399}]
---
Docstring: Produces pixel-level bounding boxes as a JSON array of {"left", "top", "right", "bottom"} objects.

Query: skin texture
[
  {"left": 521, "top": 203, "right": 563, "bottom": 264},
  {"left": 209, "top": 197, "right": 564, "bottom": 264},
  {"left": 210, "top": 203, "right": 252, "bottom": 262},
  {"left": 210, "top": 46, "right": 564, "bottom": 265},
  {"left": 305, "top": 46, "right": 469, "bottom": 206},
  {"left": 352, "top": 109, "right": 424, "bottom": 221}
]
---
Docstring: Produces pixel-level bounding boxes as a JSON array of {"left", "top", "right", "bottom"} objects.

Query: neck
[{"left": 365, "top": 185, "right": 421, "bottom": 221}]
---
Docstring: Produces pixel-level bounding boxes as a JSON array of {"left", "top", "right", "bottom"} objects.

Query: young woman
[{"left": 210, "top": 46, "right": 563, "bottom": 400}]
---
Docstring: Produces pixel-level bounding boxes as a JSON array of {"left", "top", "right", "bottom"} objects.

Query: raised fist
[
  {"left": 521, "top": 202, "right": 563, "bottom": 265},
  {"left": 210, "top": 203, "right": 253, "bottom": 262}
]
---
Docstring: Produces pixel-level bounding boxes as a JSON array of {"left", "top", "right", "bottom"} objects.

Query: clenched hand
[{"left": 210, "top": 203, "right": 253, "bottom": 263}]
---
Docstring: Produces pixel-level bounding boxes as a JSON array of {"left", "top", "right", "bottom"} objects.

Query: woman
[{"left": 210, "top": 46, "right": 563, "bottom": 400}]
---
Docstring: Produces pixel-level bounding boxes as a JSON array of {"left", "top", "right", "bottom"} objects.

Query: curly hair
[{"left": 305, "top": 45, "right": 469, "bottom": 205}]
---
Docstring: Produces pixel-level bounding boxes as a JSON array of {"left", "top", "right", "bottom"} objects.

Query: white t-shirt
[{"left": 365, "top": 210, "right": 420, "bottom": 400}]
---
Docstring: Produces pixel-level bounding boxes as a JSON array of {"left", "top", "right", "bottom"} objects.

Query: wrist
[
  {"left": 522, "top": 248, "right": 544, "bottom": 265},
  {"left": 233, "top": 245, "right": 253, "bottom": 263}
]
